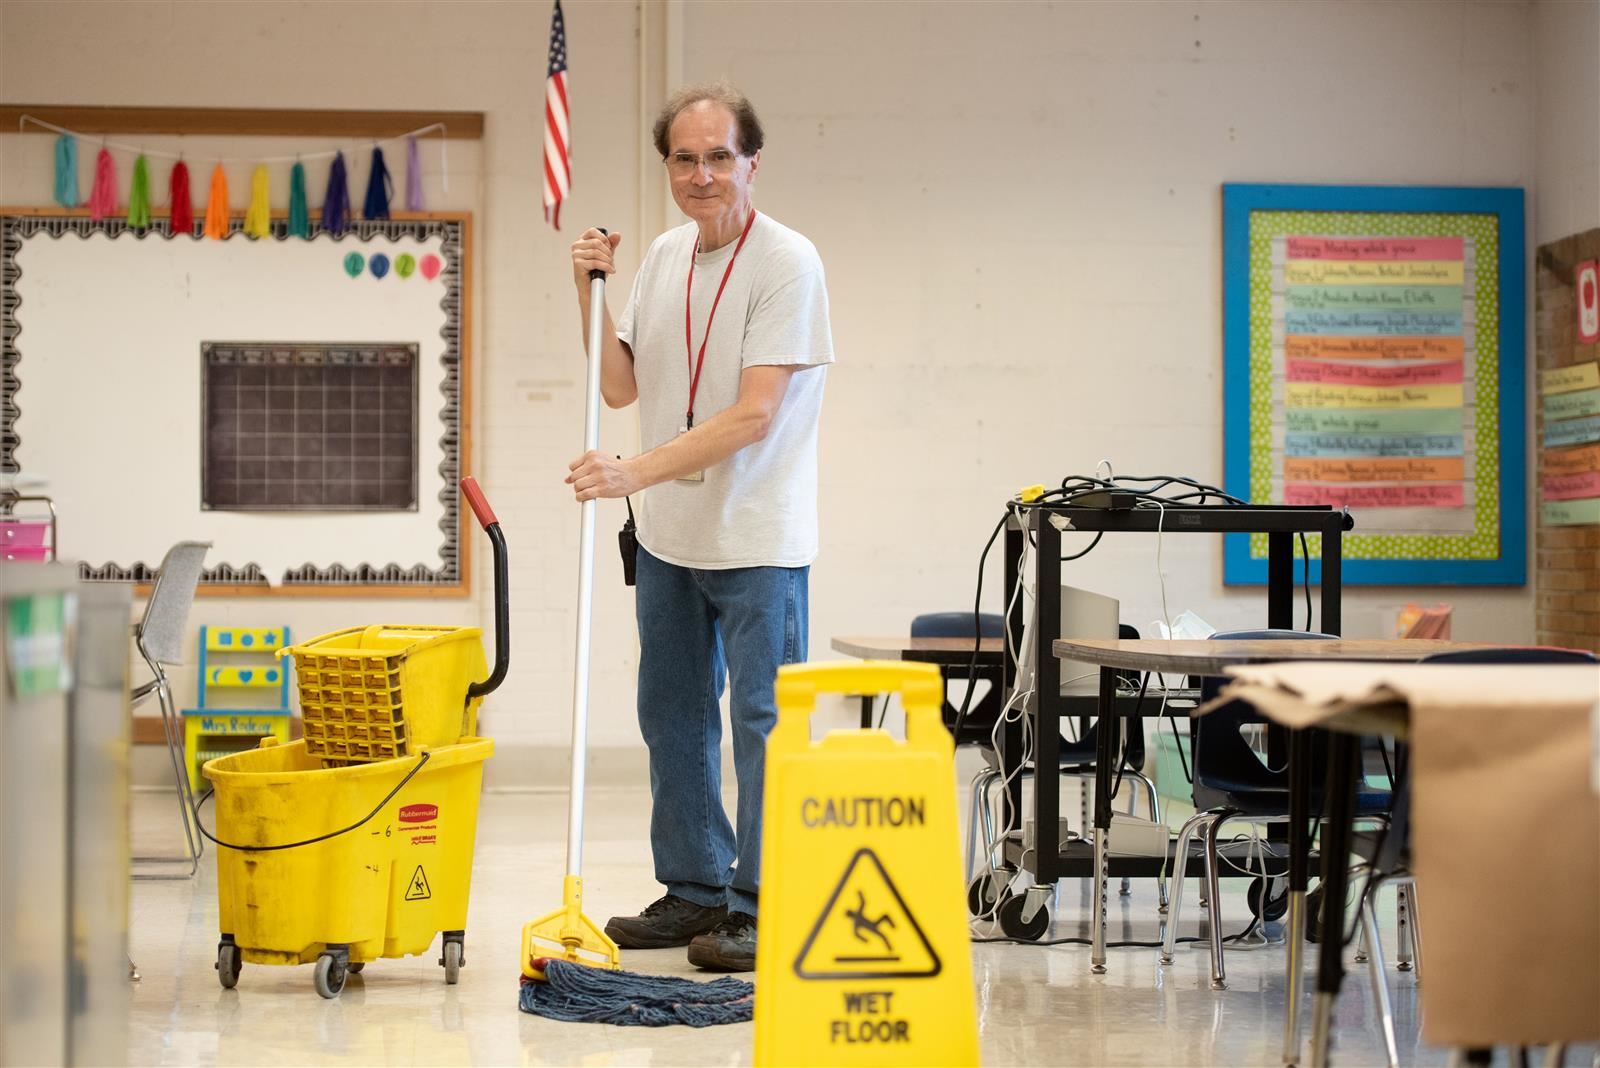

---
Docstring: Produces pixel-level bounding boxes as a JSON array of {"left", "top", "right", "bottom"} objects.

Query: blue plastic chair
[{"left": 1161, "top": 629, "right": 1392, "bottom": 990}]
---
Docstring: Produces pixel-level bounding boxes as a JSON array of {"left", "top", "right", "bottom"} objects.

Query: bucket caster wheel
[
  {"left": 314, "top": 951, "right": 349, "bottom": 999},
  {"left": 967, "top": 866, "right": 1013, "bottom": 918},
  {"left": 215, "top": 937, "right": 241, "bottom": 990},
  {"left": 997, "top": 886, "right": 1051, "bottom": 942},
  {"left": 347, "top": 962, "right": 365, "bottom": 974},
  {"left": 440, "top": 931, "right": 465, "bottom": 985}
]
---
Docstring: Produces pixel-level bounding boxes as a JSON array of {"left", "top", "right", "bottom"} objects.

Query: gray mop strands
[{"left": 518, "top": 960, "right": 754, "bottom": 1026}]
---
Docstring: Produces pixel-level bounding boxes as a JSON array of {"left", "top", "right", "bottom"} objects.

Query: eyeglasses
[{"left": 664, "top": 149, "right": 741, "bottom": 177}]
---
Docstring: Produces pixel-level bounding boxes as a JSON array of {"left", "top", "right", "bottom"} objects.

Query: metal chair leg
[
  {"left": 1407, "top": 879, "right": 1425, "bottom": 983},
  {"left": 131, "top": 666, "right": 203, "bottom": 880},
  {"left": 1542, "top": 1043, "right": 1566, "bottom": 1067},
  {"left": 1361, "top": 891, "right": 1399, "bottom": 1068},
  {"left": 1202, "top": 813, "right": 1228, "bottom": 990},
  {"left": 966, "top": 770, "right": 997, "bottom": 881},
  {"left": 1161, "top": 811, "right": 1210, "bottom": 964},
  {"left": 1129, "top": 769, "right": 1168, "bottom": 910},
  {"left": 1120, "top": 779, "right": 1138, "bottom": 896},
  {"left": 1395, "top": 880, "right": 1414, "bottom": 971}
]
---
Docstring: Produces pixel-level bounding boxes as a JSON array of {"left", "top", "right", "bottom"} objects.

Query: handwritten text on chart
[
  {"left": 1285, "top": 237, "right": 1465, "bottom": 261},
  {"left": 1283, "top": 458, "right": 1464, "bottom": 483},
  {"left": 1285, "top": 408, "right": 1464, "bottom": 435},
  {"left": 1540, "top": 362, "right": 1600, "bottom": 395},
  {"left": 1543, "top": 387, "right": 1600, "bottom": 421},
  {"left": 1543, "top": 498, "right": 1600, "bottom": 526},
  {"left": 1541, "top": 443, "right": 1600, "bottom": 476},
  {"left": 1544, "top": 414, "right": 1600, "bottom": 449},
  {"left": 1284, "top": 286, "right": 1462, "bottom": 312},
  {"left": 1283, "top": 309, "right": 1463, "bottom": 337},
  {"left": 1284, "top": 384, "right": 1464, "bottom": 410},
  {"left": 1284, "top": 336, "right": 1465, "bottom": 361},
  {"left": 1283, "top": 483, "right": 1466, "bottom": 509},
  {"left": 1285, "top": 261, "right": 1464, "bottom": 286},
  {"left": 1286, "top": 359, "right": 1463, "bottom": 387},
  {"left": 1542, "top": 471, "right": 1600, "bottom": 501},
  {"left": 1284, "top": 432, "right": 1464, "bottom": 458}
]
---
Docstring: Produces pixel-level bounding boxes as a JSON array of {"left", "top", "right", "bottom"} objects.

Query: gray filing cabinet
[{"left": 0, "top": 565, "right": 130, "bottom": 1065}]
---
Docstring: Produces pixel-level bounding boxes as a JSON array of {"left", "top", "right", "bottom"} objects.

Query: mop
[{"left": 517, "top": 233, "right": 754, "bottom": 1026}]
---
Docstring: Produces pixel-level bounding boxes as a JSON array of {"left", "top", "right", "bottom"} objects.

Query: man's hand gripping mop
[{"left": 515, "top": 234, "right": 757, "bottom": 1027}]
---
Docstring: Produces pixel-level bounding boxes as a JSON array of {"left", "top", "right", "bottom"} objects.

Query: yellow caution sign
[{"left": 754, "top": 661, "right": 979, "bottom": 1067}]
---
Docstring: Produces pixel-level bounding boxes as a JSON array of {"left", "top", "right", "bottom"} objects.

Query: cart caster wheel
[
  {"left": 215, "top": 941, "right": 240, "bottom": 990},
  {"left": 314, "top": 953, "right": 348, "bottom": 999},
  {"left": 347, "top": 962, "right": 364, "bottom": 974},
  {"left": 1248, "top": 876, "right": 1289, "bottom": 922},
  {"left": 441, "top": 940, "right": 462, "bottom": 985},
  {"left": 997, "top": 891, "right": 1050, "bottom": 942},
  {"left": 967, "top": 866, "right": 1012, "bottom": 918}
]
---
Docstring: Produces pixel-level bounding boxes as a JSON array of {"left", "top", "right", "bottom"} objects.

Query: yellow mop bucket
[
  {"left": 203, "top": 736, "right": 493, "bottom": 997},
  {"left": 200, "top": 478, "right": 511, "bottom": 999}
]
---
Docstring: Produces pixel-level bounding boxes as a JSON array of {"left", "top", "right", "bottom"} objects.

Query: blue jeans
[{"left": 634, "top": 547, "right": 808, "bottom": 918}]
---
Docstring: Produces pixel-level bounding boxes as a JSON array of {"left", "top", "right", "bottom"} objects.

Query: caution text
[{"left": 802, "top": 796, "right": 925, "bottom": 829}]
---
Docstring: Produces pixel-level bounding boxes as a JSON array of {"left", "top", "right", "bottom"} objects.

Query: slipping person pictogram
[{"left": 844, "top": 890, "right": 895, "bottom": 955}]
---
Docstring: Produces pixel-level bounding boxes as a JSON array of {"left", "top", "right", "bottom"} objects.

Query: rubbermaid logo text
[{"left": 399, "top": 804, "right": 438, "bottom": 823}]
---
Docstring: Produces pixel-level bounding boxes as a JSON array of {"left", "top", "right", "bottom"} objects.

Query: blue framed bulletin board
[{"left": 1222, "top": 183, "right": 1526, "bottom": 586}]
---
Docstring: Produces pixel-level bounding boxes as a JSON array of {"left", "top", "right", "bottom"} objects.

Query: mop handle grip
[
  {"left": 460, "top": 477, "right": 498, "bottom": 529},
  {"left": 589, "top": 228, "right": 608, "bottom": 281}
]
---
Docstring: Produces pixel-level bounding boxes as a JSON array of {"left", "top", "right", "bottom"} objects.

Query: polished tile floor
[{"left": 125, "top": 783, "right": 1544, "bottom": 1067}]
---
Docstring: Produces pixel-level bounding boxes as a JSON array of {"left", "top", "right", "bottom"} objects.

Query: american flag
[{"left": 543, "top": 0, "right": 571, "bottom": 229}]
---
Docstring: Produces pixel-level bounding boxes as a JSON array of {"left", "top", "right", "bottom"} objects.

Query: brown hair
[{"left": 652, "top": 83, "right": 765, "bottom": 158}]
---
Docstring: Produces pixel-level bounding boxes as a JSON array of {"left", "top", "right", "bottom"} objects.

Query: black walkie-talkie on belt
[{"left": 619, "top": 492, "right": 638, "bottom": 586}]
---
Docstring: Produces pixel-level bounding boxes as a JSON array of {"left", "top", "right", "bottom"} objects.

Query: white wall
[
  {"left": 0, "top": 0, "right": 1551, "bottom": 775},
  {"left": 1534, "top": 0, "right": 1600, "bottom": 244}
]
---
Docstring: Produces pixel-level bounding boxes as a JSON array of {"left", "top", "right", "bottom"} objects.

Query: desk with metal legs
[{"left": 1055, "top": 639, "right": 1493, "bottom": 1066}]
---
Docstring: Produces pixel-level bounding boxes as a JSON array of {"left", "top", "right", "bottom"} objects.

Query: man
[{"left": 566, "top": 83, "right": 834, "bottom": 972}]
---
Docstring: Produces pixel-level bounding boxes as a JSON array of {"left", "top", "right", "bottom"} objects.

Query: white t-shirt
[{"left": 617, "top": 213, "right": 834, "bottom": 569}]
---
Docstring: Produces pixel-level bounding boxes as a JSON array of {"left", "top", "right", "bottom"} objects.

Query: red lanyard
[{"left": 683, "top": 209, "right": 758, "bottom": 429}]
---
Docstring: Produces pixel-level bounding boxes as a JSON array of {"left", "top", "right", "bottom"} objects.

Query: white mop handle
[{"left": 566, "top": 269, "right": 608, "bottom": 878}]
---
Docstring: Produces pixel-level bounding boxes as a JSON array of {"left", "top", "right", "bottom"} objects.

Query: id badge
[{"left": 675, "top": 427, "right": 704, "bottom": 483}]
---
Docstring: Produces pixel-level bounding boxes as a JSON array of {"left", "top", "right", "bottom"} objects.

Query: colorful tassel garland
[
  {"left": 126, "top": 155, "right": 152, "bottom": 229},
  {"left": 322, "top": 152, "right": 351, "bottom": 235},
  {"left": 405, "top": 136, "right": 423, "bottom": 211},
  {"left": 243, "top": 165, "right": 271, "bottom": 238},
  {"left": 288, "top": 162, "right": 310, "bottom": 238},
  {"left": 362, "top": 146, "right": 392, "bottom": 220},
  {"left": 53, "top": 135, "right": 79, "bottom": 208},
  {"left": 169, "top": 161, "right": 194, "bottom": 234},
  {"left": 88, "top": 147, "right": 117, "bottom": 221},
  {"left": 203, "top": 164, "right": 230, "bottom": 239}
]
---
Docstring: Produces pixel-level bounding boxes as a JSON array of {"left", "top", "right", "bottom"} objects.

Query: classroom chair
[
  {"left": 129, "top": 540, "right": 210, "bottom": 881},
  {"left": 1160, "top": 628, "right": 1392, "bottom": 991}
]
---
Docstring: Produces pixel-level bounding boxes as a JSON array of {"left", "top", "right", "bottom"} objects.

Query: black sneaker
[
  {"left": 686, "top": 911, "right": 757, "bottom": 972},
  {"left": 604, "top": 894, "right": 726, "bottom": 949}
]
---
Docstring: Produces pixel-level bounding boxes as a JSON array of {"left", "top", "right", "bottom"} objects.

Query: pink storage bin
[
  {"left": 3, "top": 545, "right": 49, "bottom": 561},
  {"left": 0, "top": 521, "right": 49, "bottom": 548}
]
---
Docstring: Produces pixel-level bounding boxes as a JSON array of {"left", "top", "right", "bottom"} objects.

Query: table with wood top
[
  {"left": 829, "top": 636, "right": 1004, "bottom": 729},
  {"left": 1052, "top": 637, "right": 1497, "bottom": 1067}
]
